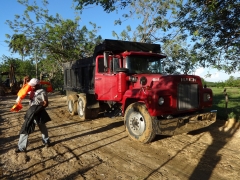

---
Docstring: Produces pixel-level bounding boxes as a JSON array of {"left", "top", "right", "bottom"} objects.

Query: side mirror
[{"left": 103, "top": 52, "right": 109, "bottom": 69}]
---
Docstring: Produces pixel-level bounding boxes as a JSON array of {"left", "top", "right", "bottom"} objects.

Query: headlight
[
  {"left": 206, "top": 94, "right": 211, "bottom": 100},
  {"left": 129, "top": 76, "right": 138, "bottom": 83},
  {"left": 204, "top": 93, "right": 211, "bottom": 101},
  {"left": 140, "top": 76, "right": 147, "bottom": 86},
  {"left": 158, "top": 97, "right": 164, "bottom": 105}
]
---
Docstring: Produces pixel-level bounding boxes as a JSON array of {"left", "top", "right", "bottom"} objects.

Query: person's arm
[
  {"left": 16, "top": 84, "right": 32, "bottom": 101},
  {"left": 41, "top": 91, "right": 48, "bottom": 107},
  {"left": 42, "top": 100, "right": 48, "bottom": 107}
]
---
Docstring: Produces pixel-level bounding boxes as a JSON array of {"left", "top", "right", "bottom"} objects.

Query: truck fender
[{"left": 122, "top": 90, "right": 144, "bottom": 115}]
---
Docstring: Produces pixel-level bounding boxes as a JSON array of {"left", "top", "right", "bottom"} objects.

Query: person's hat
[{"left": 28, "top": 78, "right": 40, "bottom": 86}]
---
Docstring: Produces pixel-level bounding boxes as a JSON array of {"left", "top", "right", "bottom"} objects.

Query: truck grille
[{"left": 178, "top": 84, "right": 199, "bottom": 110}]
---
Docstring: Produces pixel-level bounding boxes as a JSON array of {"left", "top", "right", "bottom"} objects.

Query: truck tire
[
  {"left": 77, "top": 94, "right": 99, "bottom": 120},
  {"left": 124, "top": 102, "right": 156, "bottom": 143},
  {"left": 77, "top": 94, "right": 89, "bottom": 120},
  {"left": 67, "top": 94, "right": 78, "bottom": 115}
]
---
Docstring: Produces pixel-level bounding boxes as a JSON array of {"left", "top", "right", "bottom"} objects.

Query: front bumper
[{"left": 155, "top": 110, "right": 217, "bottom": 135}]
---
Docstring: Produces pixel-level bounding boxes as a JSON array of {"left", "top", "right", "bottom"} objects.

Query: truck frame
[{"left": 63, "top": 39, "right": 217, "bottom": 143}]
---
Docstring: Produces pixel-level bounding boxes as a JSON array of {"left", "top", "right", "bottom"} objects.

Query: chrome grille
[{"left": 178, "top": 84, "right": 199, "bottom": 110}]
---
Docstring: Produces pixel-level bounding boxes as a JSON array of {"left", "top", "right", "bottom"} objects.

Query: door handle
[{"left": 95, "top": 78, "right": 102, "bottom": 80}]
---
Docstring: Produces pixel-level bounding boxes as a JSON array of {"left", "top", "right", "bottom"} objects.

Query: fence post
[{"left": 223, "top": 88, "right": 228, "bottom": 113}]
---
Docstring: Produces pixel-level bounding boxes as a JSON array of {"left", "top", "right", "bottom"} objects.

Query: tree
[
  {"left": 5, "top": 0, "right": 102, "bottom": 81},
  {"left": 74, "top": 0, "right": 240, "bottom": 74},
  {"left": 8, "top": 34, "right": 31, "bottom": 61},
  {"left": 225, "top": 76, "right": 235, "bottom": 87},
  {"left": 74, "top": 0, "right": 130, "bottom": 12},
  {"left": 111, "top": 0, "right": 198, "bottom": 75},
  {"left": 177, "top": 0, "right": 240, "bottom": 73},
  {"left": 42, "top": 18, "right": 102, "bottom": 63},
  {"left": 0, "top": 55, "right": 35, "bottom": 81},
  {"left": 74, "top": 0, "right": 203, "bottom": 75}
]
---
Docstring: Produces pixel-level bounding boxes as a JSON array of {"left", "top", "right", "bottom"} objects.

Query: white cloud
[
  {"left": 194, "top": 67, "right": 204, "bottom": 76},
  {"left": 204, "top": 72, "right": 220, "bottom": 82},
  {"left": 194, "top": 68, "right": 226, "bottom": 82}
]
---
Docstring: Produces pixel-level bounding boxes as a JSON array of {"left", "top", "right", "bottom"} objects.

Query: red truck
[{"left": 63, "top": 39, "right": 217, "bottom": 143}]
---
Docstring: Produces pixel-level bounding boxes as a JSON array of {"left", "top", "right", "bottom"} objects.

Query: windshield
[{"left": 126, "top": 56, "right": 163, "bottom": 74}]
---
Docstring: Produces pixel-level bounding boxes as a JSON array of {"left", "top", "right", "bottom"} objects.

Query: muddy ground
[{"left": 0, "top": 93, "right": 240, "bottom": 180}]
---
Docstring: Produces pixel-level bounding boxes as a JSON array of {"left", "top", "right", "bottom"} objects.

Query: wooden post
[{"left": 223, "top": 88, "right": 228, "bottom": 113}]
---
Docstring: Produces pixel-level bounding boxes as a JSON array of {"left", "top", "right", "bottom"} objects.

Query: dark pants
[{"left": 18, "top": 120, "right": 49, "bottom": 151}]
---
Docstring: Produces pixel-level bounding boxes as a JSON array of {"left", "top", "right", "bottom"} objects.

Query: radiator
[{"left": 178, "top": 84, "right": 199, "bottom": 110}]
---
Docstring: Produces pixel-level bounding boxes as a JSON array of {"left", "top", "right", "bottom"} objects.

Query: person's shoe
[
  {"left": 42, "top": 139, "right": 51, "bottom": 147},
  {"left": 15, "top": 147, "right": 26, "bottom": 153}
]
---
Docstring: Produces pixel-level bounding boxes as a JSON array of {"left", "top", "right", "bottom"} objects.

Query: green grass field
[{"left": 209, "top": 87, "right": 240, "bottom": 120}]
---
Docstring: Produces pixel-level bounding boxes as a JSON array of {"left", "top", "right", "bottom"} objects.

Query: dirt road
[{"left": 0, "top": 93, "right": 240, "bottom": 180}]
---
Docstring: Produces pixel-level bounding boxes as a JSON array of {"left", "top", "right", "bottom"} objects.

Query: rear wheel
[
  {"left": 77, "top": 94, "right": 99, "bottom": 120},
  {"left": 77, "top": 94, "right": 88, "bottom": 120},
  {"left": 67, "top": 94, "right": 78, "bottom": 115},
  {"left": 124, "top": 102, "right": 156, "bottom": 143}
]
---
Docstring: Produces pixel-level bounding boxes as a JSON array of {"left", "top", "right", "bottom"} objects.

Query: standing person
[{"left": 15, "top": 78, "right": 51, "bottom": 153}]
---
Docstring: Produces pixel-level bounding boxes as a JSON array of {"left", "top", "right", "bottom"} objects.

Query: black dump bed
[
  {"left": 94, "top": 39, "right": 161, "bottom": 55},
  {"left": 63, "top": 57, "right": 95, "bottom": 94}
]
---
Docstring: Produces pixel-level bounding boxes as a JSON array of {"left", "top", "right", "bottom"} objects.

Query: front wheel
[{"left": 124, "top": 102, "right": 156, "bottom": 143}]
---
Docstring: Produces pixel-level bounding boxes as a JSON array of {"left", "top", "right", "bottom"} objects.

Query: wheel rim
[
  {"left": 128, "top": 111, "right": 145, "bottom": 136},
  {"left": 68, "top": 100, "right": 73, "bottom": 113},
  {"left": 78, "top": 99, "right": 84, "bottom": 117}
]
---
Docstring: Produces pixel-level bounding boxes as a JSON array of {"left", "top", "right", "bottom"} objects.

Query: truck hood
[{"left": 130, "top": 74, "right": 202, "bottom": 89}]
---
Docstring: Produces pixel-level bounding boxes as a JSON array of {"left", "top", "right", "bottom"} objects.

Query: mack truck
[{"left": 63, "top": 39, "right": 217, "bottom": 143}]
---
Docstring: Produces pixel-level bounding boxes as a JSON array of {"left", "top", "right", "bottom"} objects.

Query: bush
[{"left": 228, "top": 112, "right": 236, "bottom": 119}]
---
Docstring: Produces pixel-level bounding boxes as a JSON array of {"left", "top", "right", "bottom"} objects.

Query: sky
[{"left": 0, "top": 0, "right": 239, "bottom": 82}]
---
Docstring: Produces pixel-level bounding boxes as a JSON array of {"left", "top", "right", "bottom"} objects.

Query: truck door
[{"left": 95, "top": 57, "right": 120, "bottom": 101}]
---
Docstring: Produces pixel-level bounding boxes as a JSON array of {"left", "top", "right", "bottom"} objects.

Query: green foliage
[
  {"left": 74, "top": 0, "right": 130, "bottom": 13},
  {"left": 204, "top": 76, "right": 240, "bottom": 88},
  {"left": 41, "top": 18, "right": 102, "bottom": 62},
  {"left": 7, "top": 34, "right": 31, "bottom": 61},
  {"left": 3, "top": 0, "right": 239, "bottom": 88},
  {"left": 4, "top": 0, "right": 103, "bottom": 86},
  {"left": 228, "top": 112, "right": 236, "bottom": 119},
  {"left": 110, "top": 0, "right": 198, "bottom": 75},
  {"left": 75, "top": 0, "right": 240, "bottom": 75},
  {"left": 178, "top": 0, "right": 240, "bottom": 73},
  {"left": 208, "top": 87, "right": 240, "bottom": 120},
  {"left": 0, "top": 55, "right": 35, "bottom": 81}
]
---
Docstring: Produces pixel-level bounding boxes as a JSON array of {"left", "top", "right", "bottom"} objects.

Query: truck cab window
[
  {"left": 98, "top": 58, "right": 105, "bottom": 73},
  {"left": 126, "top": 56, "right": 162, "bottom": 74},
  {"left": 112, "top": 58, "right": 120, "bottom": 73}
]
